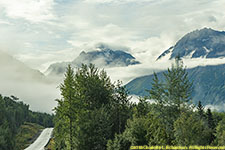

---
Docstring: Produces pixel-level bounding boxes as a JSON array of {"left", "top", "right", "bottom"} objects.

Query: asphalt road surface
[{"left": 24, "top": 128, "right": 53, "bottom": 150}]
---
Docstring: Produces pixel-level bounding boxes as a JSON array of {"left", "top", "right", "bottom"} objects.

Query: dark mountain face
[
  {"left": 157, "top": 28, "right": 225, "bottom": 60},
  {"left": 125, "top": 63, "right": 225, "bottom": 107},
  {"left": 46, "top": 45, "right": 140, "bottom": 76}
]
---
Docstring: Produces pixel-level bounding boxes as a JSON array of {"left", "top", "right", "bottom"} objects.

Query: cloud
[
  {"left": 0, "top": 51, "right": 59, "bottom": 113},
  {"left": 0, "top": 0, "right": 55, "bottom": 23},
  {"left": 83, "top": 0, "right": 159, "bottom": 4}
]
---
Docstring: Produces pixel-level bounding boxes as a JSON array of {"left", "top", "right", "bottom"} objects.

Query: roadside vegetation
[
  {"left": 0, "top": 95, "right": 54, "bottom": 150},
  {"left": 15, "top": 122, "right": 44, "bottom": 150}
]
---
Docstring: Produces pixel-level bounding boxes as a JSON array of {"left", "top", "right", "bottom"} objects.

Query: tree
[
  {"left": 110, "top": 81, "right": 132, "bottom": 135},
  {"left": 76, "top": 107, "right": 112, "bottom": 150},
  {"left": 149, "top": 56, "right": 192, "bottom": 112},
  {"left": 215, "top": 117, "right": 225, "bottom": 145},
  {"left": 197, "top": 101, "right": 205, "bottom": 119},
  {"left": 163, "top": 56, "right": 192, "bottom": 111},
  {"left": 54, "top": 64, "right": 133, "bottom": 150},
  {"left": 74, "top": 64, "right": 114, "bottom": 110},
  {"left": 107, "top": 131, "right": 131, "bottom": 150},
  {"left": 149, "top": 73, "right": 165, "bottom": 105},
  {"left": 147, "top": 56, "right": 193, "bottom": 144},
  {"left": 145, "top": 112, "right": 170, "bottom": 146},
  {"left": 174, "top": 112, "right": 211, "bottom": 146},
  {"left": 124, "top": 117, "right": 148, "bottom": 146},
  {"left": 206, "top": 108, "right": 215, "bottom": 144},
  {"left": 56, "top": 65, "right": 76, "bottom": 150}
]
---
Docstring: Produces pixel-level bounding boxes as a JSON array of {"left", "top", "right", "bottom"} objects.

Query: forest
[
  {"left": 0, "top": 94, "right": 54, "bottom": 149},
  {"left": 53, "top": 57, "right": 225, "bottom": 150}
]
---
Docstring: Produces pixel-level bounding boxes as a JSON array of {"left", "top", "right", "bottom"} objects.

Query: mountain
[
  {"left": 46, "top": 44, "right": 140, "bottom": 76},
  {"left": 157, "top": 28, "right": 225, "bottom": 60},
  {"left": 126, "top": 63, "right": 225, "bottom": 107}
]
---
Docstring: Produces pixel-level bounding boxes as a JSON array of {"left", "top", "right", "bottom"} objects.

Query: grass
[
  {"left": 15, "top": 122, "right": 44, "bottom": 150},
  {"left": 45, "top": 138, "right": 55, "bottom": 150}
]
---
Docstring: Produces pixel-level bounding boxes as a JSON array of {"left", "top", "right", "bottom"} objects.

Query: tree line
[
  {"left": 54, "top": 57, "right": 225, "bottom": 150},
  {"left": 0, "top": 95, "right": 54, "bottom": 150}
]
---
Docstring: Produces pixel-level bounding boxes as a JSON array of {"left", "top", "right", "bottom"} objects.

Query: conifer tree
[
  {"left": 197, "top": 101, "right": 205, "bottom": 119},
  {"left": 163, "top": 56, "right": 192, "bottom": 111},
  {"left": 58, "top": 65, "right": 76, "bottom": 150},
  {"left": 206, "top": 108, "right": 215, "bottom": 144}
]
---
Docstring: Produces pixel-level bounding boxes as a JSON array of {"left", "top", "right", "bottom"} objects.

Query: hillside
[
  {"left": 126, "top": 63, "right": 225, "bottom": 107},
  {"left": 0, "top": 94, "right": 53, "bottom": 149}
]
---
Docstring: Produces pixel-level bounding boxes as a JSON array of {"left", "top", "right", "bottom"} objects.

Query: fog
[{"left": 0, "top": 50, "right": 59, "bottom": 113}]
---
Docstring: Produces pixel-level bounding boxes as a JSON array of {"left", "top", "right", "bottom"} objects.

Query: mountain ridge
[
  {"left": 126, "top": 63, "right": 225, "bottom": 108},
  {"left": 46, "top": 44, "right": 140, "bottom": 76},
  {"left": 157, "top": 28, "right": 225, "bottom": 60}
]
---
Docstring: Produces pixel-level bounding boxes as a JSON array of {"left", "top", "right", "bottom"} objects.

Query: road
[{"left": 24, "top": 128, "right": 53, "bottom": 150}]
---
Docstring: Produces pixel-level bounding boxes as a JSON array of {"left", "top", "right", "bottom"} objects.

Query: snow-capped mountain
[
  {"left": 157, "top": 28, "right": 225, "bottom": 60},
  {"left": 46, "top": 44, "right": 140, "bottom": 76}
]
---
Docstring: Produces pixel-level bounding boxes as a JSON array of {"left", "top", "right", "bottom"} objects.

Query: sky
[
  {"left": 1, "top": 0, "right": 225, "bottom": 71},
  {"left": 1, "top": 0, "right": 225, "bottom": 112}
]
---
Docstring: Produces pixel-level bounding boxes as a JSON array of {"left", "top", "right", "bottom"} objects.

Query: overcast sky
[{"left": 0, "top": 0, "right": 225, "bottom": 72}]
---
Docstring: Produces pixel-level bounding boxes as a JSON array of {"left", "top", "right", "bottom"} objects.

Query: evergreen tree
[
  {"left": 174, "top": 112, "right": 211, "bottom": 146},
  {"left": 216, "top": 118, "right": 225, "bottom": 145},
  {"left": 54, "top": 64, "right": 132, "bottom": 150},
  {"left": 145, "top": 112, "right": 170, "bottom": 146},
  {"left": 147, "top": 56, "right": 193, "bottom": 144},
  {"left": 197, "top": 101, "right": 205, "bottom": 119},
  {"left": 163, "top": 56, "right": 192, "bottom": 111},
  {"left": 57, "top": 65, "right": 76, "bottom": 150},
  {"left": 206, "top": 108, "right": 215, "bottom": 144},
  {"left": 149, "top": 72, "right": 165, "bottom": 105},
  {"left": 111, "top": 81, "right": 132, "bottom": 135}
]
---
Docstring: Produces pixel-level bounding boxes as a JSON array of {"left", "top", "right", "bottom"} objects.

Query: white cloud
[
  {"left": 0, "top": 0, "right": 55, "bottom": 23},
  {"left": 84, "top": 0, "right": 158, "bottom": 4}
]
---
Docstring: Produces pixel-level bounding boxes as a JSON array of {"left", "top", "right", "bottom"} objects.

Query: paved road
[{"left": 24, "top": 128, "right": 53, "bottom": 150}]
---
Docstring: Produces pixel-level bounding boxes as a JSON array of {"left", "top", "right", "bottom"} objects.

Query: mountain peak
[
  {"left": 46, "top": 46, "right": 140, "bottom": 76},
  {"left": 157, "top": 28, "right": 225, "bottom": 60}
]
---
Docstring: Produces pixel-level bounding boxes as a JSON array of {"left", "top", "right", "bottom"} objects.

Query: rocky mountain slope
[
  {"left": 126, "top": 63, "right": 225, "bottom": 107},
  {"left": 157, "top": 28, "right": 225, "bottom": 60}
]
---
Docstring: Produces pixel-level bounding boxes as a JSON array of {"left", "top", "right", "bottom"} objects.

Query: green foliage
[
  {"left": 163, "top": 56, "right": 192, "bottom": 108},
  {"left": 0, "top": 94, "right": 53, "bottom": 150},
  {"left": 215, "top": 118, "right": 225, "bottom": 145},
  {"left": 133, "top": 97, "right": 150, "bottom": 118},
  {"left": 54, "top": 64, "right": 132, "bottom": 150},
  {"left": 15, "top": 122, "right": 44, "bottom": 150},
  {"left": 53, "top": 61, "right": 225, "bottom": 149},
  {"left": 206, "top": 108, "right": 216, "bottom": 144},
  {"left": 146, "top": 57, "right": 194, "bottom": 145},
  {"left": 149, "top": 73, "right": 165, "bottom": 105},
  {"left": 145, "top": 112, "right": 170, "bottom": 146},
  {"left": 197, "top": 101, "right": 205, "bottom": 119},
  {"left": 76, "top": 107, "right": 112, "bottom": 150},
  {"left": 174, "top": 112, "right": 211, "bottom": 146},
  {"left": 126, "top": 117, "right": 148, "bottom": 146},
  {"left": 149, "top": 57, "right": 192, "bottom": 113},
  {"left": 107, "top": 131, "right": 131, "bottom": 150}
]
